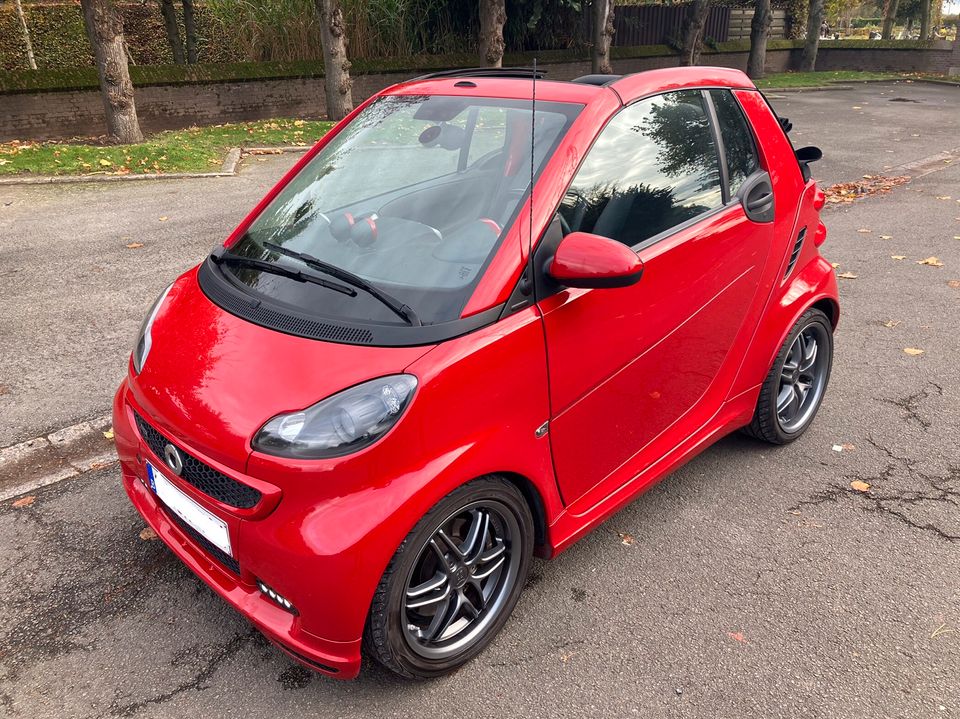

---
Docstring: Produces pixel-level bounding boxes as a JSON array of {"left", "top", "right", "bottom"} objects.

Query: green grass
[
  {"left": 754, "top": 70, "right": 907, "bottom": 88},
  {"left": 0, "top": 118, "right": 333, "bottom": 177}
]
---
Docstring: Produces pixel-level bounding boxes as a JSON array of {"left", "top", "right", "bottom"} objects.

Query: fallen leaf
[
  {"left": 852, "top": 106, "right": 862, "bottom": 110},
  {"left": 850, "top": 480, "right": 871, "bottom": 492},
  {"left": 0, "top": 384, "right": 9, "bottom": 395},
  {"left": 125, "top": 242, "right": 144, "bottom": 249},
  {"left": 158, "top": 216, "right": 169, "bottom": 222},
  {"left": 862, "top": 175, "right": 873, "bottom": 179},
  {"left": 618, "top": 532, "right": 635, "bottom": 546},
  {"left": 103, "top": 428, "right": 115, "bottom": 440},
  {"left": 948, "top": 280, "right": 960, "bottom": 288},
  {"left": 879, "top": 234, "right": 893, "bottom": 240},
  {"left": 953, "top": 236, "right": 960, "bottom": 240},
  {"left": 822, "top": 176, "right": 909, "bottom": 204},
  {"left": 857, "top": 228, "right": 872, "bottom": 234},
  {"left": 12, "top": 495, "right": 36, "bottom": 507},
  {"left": 935, "top": 196, "right": 952, "bottom": 200},
  {"left": 882, "top": 319, "right": 901, "bottom": 328},
  {"left": 830, "top": 262, "right": 841, "bottom": 269},
  {"left": 917, "top": 257, "right": 944, "bottom": 267},
  {"left": 727, "top": 632, "right": 748, "bottom": 643},
  {"left": 841, "top": 443, "right": 855, "bottom": 451},
  {"left": 903, "top": 347, "right": 925, "bottom": 356},
  {"left": 98, "top": 158, "right": 112, "bottom": 167},
  {"left": 891, "top": 255, "right": 907, "bottom": 260},
  {"left": 837, "top": 272, "right": 858, "bottom": 279},
  {"left": 139, "top": 527, "right": 158, "bottom": 541}
]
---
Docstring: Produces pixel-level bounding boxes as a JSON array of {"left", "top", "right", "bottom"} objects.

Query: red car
[{"left": 113, "top": 66, "right": 838, "bottom": 679}]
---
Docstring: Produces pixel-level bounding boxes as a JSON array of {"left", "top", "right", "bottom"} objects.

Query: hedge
[{"left": 0, "top": 38, "right": 943, "bottom": 95}]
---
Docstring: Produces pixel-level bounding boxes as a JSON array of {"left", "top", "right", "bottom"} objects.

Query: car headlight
[
  {"left": 132, "top": 284, "right": 173, "bottom": 374},
  {"left": 253, "top": 375, "right": 418, "bottom": 459}
]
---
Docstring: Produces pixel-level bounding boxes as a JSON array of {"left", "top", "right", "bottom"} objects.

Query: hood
[{"left": 129, "top": 268, "right": 434, "bottom": 471}]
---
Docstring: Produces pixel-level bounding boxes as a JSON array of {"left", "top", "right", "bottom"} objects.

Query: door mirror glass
[{"left": 547, "top": 231, "right": 644, "bottom": 289}]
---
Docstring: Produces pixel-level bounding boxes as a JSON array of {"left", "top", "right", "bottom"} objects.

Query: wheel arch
[
  {"left": 811, "top": 296, "right": 840, "bottom": 329},
  {"left": 497, "top": 471, "right": 550, "bottom": 556}
]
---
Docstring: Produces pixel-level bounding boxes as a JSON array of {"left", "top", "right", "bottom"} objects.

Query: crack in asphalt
[
  {"left": 790, "top": 436, "right": 959, "bottom": 544},
  {"left": 881, "top": 381, "right": 944, "bottom": 430},
  {"left": 103, "top": 629, "right": 259, "bottom": 718}
]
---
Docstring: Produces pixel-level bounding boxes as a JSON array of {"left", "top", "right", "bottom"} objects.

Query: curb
[
  {"left": 0, "top": 413, "right": 117, "bottom": 502},
  {"left": 0, "top": 145, "right": 310, "bottom": 187}
]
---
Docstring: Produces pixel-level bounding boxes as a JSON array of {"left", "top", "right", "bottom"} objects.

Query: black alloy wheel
[
  {"left": 744, "top": 307, "right": 834, "bottom": 444},
  {"left": 364, "top": 477, "right": 533, "bottom": 678}
]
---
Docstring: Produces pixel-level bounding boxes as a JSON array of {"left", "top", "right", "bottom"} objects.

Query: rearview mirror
[{"left": 547, "top": 231, "right": 644, "bottom": 289}]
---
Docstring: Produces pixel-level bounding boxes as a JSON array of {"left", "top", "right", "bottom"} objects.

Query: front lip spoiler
[{"left": 120, "top": 463, "right": 362, "bottom": 679}]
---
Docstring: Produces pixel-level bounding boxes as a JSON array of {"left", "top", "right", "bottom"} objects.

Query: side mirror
[
  {"left": 795, "top": 146, "right": 822, "bottom": 183},
  {"left": 547, "top": 231, "right": 644, "bottom": 289}
]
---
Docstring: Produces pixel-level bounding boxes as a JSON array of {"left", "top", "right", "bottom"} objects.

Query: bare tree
[
  {"left": 81, "top": 0, "right": 143, "bottom": 143},
  {"left": 182, "top": 0, "right": 198, "bottom": 63},
  {"left": 13, "top": 0, "right": 37, "bottom": 70},
  {"left": 799, "top": 0, "right": 825, "bottom": 71},
  {"left": 881, "top": 0, "right": 900, "bottom": 39},
  {"left": 591, "top": 0, "right": 615, "bottom": 73},
  {"left": 479, "top": 0, "right": 506, "bottom": 67},
  {"left": 919, "top": 0, "right": 931, "bottom": 39},
  {"left": 314, "top": 0, "right": 353, "bottom": 121},
  {"left": 158, "top": 0, "right": 185, "bottom": 64},
  {"left": 679, "top": 0, "right": 711, "bottom": 66},
  {"left": 747, "top": 0, "right": 772, "bottom": 78}
]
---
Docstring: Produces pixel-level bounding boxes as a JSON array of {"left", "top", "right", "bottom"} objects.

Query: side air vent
[{"left": 784, "top": 227, "right": 806, "bottom": 279}]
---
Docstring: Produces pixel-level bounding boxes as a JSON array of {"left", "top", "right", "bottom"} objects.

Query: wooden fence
[
  {"left": 586, "top": 4, "right": 732, "bottom": 45},
  {"left": 726, "top": 8, "right": 789, "bottom": 40}
]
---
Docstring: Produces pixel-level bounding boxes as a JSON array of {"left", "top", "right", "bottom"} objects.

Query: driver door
[{"left": 540, "top": 89, "right": 774, "bottom": 507}]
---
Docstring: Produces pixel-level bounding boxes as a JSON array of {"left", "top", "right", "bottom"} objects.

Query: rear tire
[
  {"left": 744, "top": 307, "right": 833, "bottom": 445},
  {"left": 363, "top": 476, "right": 533, "bottom": 679}
]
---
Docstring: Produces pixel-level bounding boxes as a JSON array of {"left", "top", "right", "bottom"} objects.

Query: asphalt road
[{"left": 1, "top": 81, "right": 959, "bottom": 718}]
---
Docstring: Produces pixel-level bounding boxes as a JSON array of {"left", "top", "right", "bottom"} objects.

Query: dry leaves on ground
[
  {"left": 891, "top": 255, "right": 907, "bottom": 260},
  {"left": 125, "top": 242, "right": 144, "bottom": 249},
  {"left": 917, "top": 257, "right": 944, "bottom": 267},
  {"left": 12, "top": 495, "right": 36, "bottom": 507},
  {"left": 857, "top": 228, "right": 872, "bottom": 234},
  {"left": 850, "top": 480, "right": 871, "bottom": 492},
  {"left": 837, "top": 271, "right": 858, "bottom": 279},
  {"left": 103, "top": 428, "right": 114, "bottom": 440},
  {"left": 879, "top": 235, "right": 893, "bottom": 240},
  {"left": 727, "top": 632, "right": 748, "bottom": 644},
  {"left": 948, "top": 280, "right": 960, "bottom": 289},
  {"left": 618, "top": 532, "right": 635, "bottom": 546},
  {"left": 158, "top": 216, "right": 169, "bottom": 222},
  {"left": 882, "top": 319, "right": 901, "bottom": 328},
  {"left": 139, "top": 527, "right": 158, "bottom": 541},
  {"left": 904, "top": 347, "right": 925, "bottom": 356},
  {"left": 822, "top": 176, "right": 910, "bottom": 205}
]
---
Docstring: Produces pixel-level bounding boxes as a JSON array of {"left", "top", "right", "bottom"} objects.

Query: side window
[
  {"left": 709, "top": 89, "right": 760, "bottom": 196},
  {"left": 558, "top": 89, "right": 722, "bottom": 247}
]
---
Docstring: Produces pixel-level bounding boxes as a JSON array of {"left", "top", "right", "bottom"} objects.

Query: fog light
[{"left": 257, "top": 580, "right": 298, "bottom": 614}]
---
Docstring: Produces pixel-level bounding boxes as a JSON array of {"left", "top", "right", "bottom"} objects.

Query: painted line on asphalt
[
  {"left": 893, "top": 146, "right": 960, "bottom": 179},
  {"left": 0, "top": 413, "right": 117, "bottom": 502}
]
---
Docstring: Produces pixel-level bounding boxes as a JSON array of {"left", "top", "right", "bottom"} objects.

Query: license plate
[{"left": 146, "top": 462, "right": 232, "bottom": 557}]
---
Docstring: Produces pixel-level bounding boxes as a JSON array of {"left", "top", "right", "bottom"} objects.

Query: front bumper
[{"left": 113, "top": 381, "right": 363, "bottom": 679}]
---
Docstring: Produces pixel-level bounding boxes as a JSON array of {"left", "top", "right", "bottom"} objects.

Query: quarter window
[
  {"left": 709, "top": 89, "right": 760, "bottom": 196},
  {"left": 558, "top": 89, "right": 723, "bottom": 248}
]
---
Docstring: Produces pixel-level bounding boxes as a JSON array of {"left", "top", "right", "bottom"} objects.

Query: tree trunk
[
  {"left": 747, "top": 0, "right": 772, "bottom": 79},
  {"left": 81, "top": 0, "right": 143, "bottom": 144},
  {"left": 478, "top": 0, "right": 506, "bottom": 68},
  {"left": 591, "top": 0, "right": 615, "bottom": 74},
  {"left": 679, "top": 0, "right": 711, "bottom": 67},
  {"left": 799, "top": 0, "right": 825, "bottom": 72},
  {"left": 314, "top": 0, "right": 353, "bottom": 121},
  {"left": 881, "top": 0, "right": 900, "bottom": 39},
  {"left": 919, "top": 0, "right": 931, "bottom": 40},
  {"left": 182, "top": 0, "right": 198, "bottom": 63},
  {"left": 158, "top": 0, "right": 185, "bottom": 64},
  {"left": 13, "top": 0, "right": 37, "bottom": 70}
]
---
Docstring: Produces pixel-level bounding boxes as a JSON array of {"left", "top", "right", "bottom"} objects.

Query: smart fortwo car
[{"left": 113, "top": 66, "right": 838, "bottom": 679}]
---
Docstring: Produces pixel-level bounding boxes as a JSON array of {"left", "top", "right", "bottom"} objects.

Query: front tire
[
  {"left": 364, "top": 476, "right": 534, "bottom": 679},
  {"left": 744, "top": 307, "right": 833, "bottom": 444}
]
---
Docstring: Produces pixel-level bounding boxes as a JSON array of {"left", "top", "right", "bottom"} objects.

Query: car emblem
[{"left": 163, "top": 443, "right": 184, "bottom": 476}]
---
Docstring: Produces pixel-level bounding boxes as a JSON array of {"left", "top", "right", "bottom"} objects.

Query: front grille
[
  {"left": 134, "top": 412, "right": 262, "bottom": 509},
  {"left": 165, "top": 508, "right": 241, "bottom": 575}
]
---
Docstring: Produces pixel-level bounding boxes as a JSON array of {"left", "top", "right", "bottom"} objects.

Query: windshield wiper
[
  {"left": 263, "top": 241, "right": 421, "bottom": 326},
  {"left": 210, "top": 250, "right": 356, "bottom": 297}
]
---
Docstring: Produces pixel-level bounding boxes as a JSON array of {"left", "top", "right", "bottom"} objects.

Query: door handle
[{"left": 746, "top": 192, "right": 773, "bottom": 211}]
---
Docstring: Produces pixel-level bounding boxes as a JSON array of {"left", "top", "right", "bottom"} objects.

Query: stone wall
[{"left": 2, "top": 40, "right": 957, "bottom": 142}]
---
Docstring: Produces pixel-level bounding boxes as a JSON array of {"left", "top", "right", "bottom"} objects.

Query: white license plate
[{"left": 146, "top": 462, "right": 232, "bottom": 557}]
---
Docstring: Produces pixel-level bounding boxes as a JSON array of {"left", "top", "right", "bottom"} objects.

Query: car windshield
[{"left": 223, "top": 94, "right": 581, "bottom": 326}]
